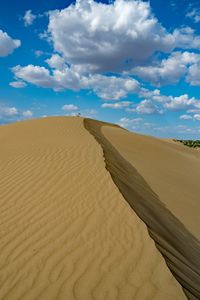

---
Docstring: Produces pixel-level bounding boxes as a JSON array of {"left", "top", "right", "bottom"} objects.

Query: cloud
[
  {"left": 131, "top": 51, "right": 200, "bottom": 86},
  {"left": 12, "top": 64, "right": 83, "bottom": 91},
  {"left": 179, "top": 114, "right": 193, "bottom": 120},
  {"left": 62, "top": 104, "right": 79, "bottom": 111},
  {"left": 118, "top": 117, "right": 143, "bottom": 128},
  {"left": 0, "top": 30, "right": 20, "bottom": 57},
  {"left": 12, "top": 64, "right": 60, "bottom": 90},
  {"left": 22, "top": 110, "right": 33, "bottom": 118},
  {"left": 81, "top": 109, "right": 98, "bottom": 117},
  {"left": 194, "top": 114, "right": 200, "bottom": 121},
  {"left": 35, "top": 50, "right": 45, "bottom": 57},
  {"left": 186, "top": 8, "right": 200, "bottom": 23},
  {"left": 186, "top": 63, "right": 200, "bottom": 86},
  {"left": 47, "top": 0, "right": 170, "bottom": 72},
  {"left": 12, "top": 64, "right": 140, "bottom": 99},
  {"left": 23, "top": 10, "right": 36, "bottom": 26},
  {"left": 172, "top": 27, "right": 200, "bottom": 50},
  {"left": 46, "top": 54, "right": 66, "bottom": 70},
  {"left": 47, "top": 0, "right": 200, "bottom": 74},
  {"left": 0, "top": 106, "right": 34, "bottom": 120},
  {"left": 135, "top": 99, "right": 163, "bottom": 114},
  {"left": 164, "top": 94, "right": 200, "bottom": 111},
  {"left": 86, "top": 75, "right": 139, "bottom": 100},
  {"left": 0, "top": 106, "right": 18, "bottom": 117},
  {"left": 9, "top": 81, "right": 27, "bottom": 88},
  {"left": 102, "top": 101, "right": 131, "bottom": 109}
]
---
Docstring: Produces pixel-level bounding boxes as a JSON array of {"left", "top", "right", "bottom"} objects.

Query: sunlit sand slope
[
  {"left": 0, "top": 117, "right": 185, "bottom": 300},
  {"left": 87, "top": 120, "right": 200, "bottom": 299}
]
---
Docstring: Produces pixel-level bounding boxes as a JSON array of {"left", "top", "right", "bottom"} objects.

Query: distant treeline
[{"left": 175, "top": 140, "right": 200, "bottom": 148}]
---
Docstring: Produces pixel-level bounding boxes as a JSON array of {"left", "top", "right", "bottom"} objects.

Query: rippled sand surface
[{"left": 0, "top": 117, "right": 186, "bottom": 299}]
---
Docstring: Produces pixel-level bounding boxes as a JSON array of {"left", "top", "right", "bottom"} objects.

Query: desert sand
[
  {"left": 87, "top": 120, "right": 200, "bottom": 299},
  {"left": 102, "top": 125, "right": 200, "bottom": 239},
  {"left": 0, "top": 117, "right": 189, "bottom": 299}
]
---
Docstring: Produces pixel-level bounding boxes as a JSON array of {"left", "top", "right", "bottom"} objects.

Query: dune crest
[
  {"left": 0, "top": 117, "right": 186, "bottom": 299},
  {"left": 84, "top": 118, "right": 200, "bottom": 299}
]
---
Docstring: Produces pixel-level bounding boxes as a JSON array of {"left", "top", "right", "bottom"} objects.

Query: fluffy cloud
[
  {"left": 12, "top": 64, "right": 85, "bottom": 91},
  {"left": 172, "top": 27, "right": 200, "bottom": 50},
  {"left": 186, "top": 63, "right": 200, "bottom": 86},
  {"left": 46, "top": 54, "right": 66, "bottom": 70},
  {"left": 135, "top": 99, "right": 163, "bottom": 115},
  {"left": 47, "top": 0, "right": 170, "bottom": 72},
  {"left": 118, "top": 117, "right": 143, "bottom": 128},
  {"left": 62, "top": 104, "right": 79, "bottom": 111},
  {"left": 0, "top": 30, "right": 20, "bottom": 57},
  {"left": 179, "top": 114, "right": 193, "bottom": 120},
  {"left": 47, "top": 0, "right": 200, "bottom": 73},
  {"left": 186, "top": 8, "right": 200, "bottom": 23},
  {"left": 194, "top": 114, "right": 200, "bottom": 121},
  {"left": 102, "top": 101, "right": 131, "bottom": 109},
  {"left": 12, "top": 64, "right": 140, "bottom": 99},
  {"left": 164, "top": 94, "right": 200, "bottom": 111},
  {"left": 23, "top": 10, "right": 36, "bottom": 26},
  {"left": 12, "top": 65, "right": 58, "bottom": 89},
  {"left": 0, "top": 106, "right": 33, "bottom": 121},
  {"left": 0, "top": 106, "right": 18, "bottom": 117},
  {"left": 9, "top": 81, "right": 27, "bottom": 88},
  {"left": 132, "top": 51, "right": 200, "bottom": 86},
  {"left": 22, "top": 110, "right": 33, "bottom": 118},
  {"left": 85, "top": 75, "right": 139, "bottom": 100}
]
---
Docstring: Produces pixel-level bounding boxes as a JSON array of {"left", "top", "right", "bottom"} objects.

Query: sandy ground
[
  {"left": 0, "top": 117, "right": 186, "bottom": 299},
  {"left": 84, "top": 119, "right": 200, "bottom": 299},
  {"left": 102, "top": 126, "right": 200, "bottom": 240}
]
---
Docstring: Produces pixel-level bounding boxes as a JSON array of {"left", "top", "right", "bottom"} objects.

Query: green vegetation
[{"left": 175, "top": 140, "right": 200, "bottom": 148}]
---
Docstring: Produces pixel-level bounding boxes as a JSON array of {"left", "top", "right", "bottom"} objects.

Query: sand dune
[
  {"left": 0, "top": 117, "right": 187, "bottom": 299},
  {"left": 84, "top": 119, "right": 200, "bottom": 299},
  {"left": 102, "top": 125, "right": 200, "bottom": 240}
]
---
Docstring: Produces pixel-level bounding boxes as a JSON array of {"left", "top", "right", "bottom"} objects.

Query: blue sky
[{"left": 1, "top": 0, "right": 200, "bottom": 138}]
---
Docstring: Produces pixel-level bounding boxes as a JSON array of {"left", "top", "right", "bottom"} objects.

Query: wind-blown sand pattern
[
  {"left": 84, "top": 119, "right": 200, "bottom": 299},
  {"left": 0, "top": 117, "right": 187, "bottom": 299},
  {"left": 102, "top": 125, "right": 200, "bottom": 240}
]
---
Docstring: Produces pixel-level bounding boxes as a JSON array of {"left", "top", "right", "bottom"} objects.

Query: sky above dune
[{"left": 0, "top": 0, "right": 200, "bottom": 138}]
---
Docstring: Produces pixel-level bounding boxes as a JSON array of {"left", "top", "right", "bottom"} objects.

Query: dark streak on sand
[{"left": 84, "top": 118, "right": 200, "bottom": 300}]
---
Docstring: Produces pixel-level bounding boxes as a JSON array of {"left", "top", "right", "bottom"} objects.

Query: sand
[
  {"left": 102, "top": 126, "right": 200, "bottom": 239},
  {"left": 86, "top": 121, "right": 200, "bottom": 299},
  {"left": 0, "top": 117, "right": 186, "bottom": 299}
]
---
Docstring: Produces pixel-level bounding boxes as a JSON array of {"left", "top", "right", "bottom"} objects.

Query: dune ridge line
[
  {"left": 84, "top": 118, "right": 200, "bottom": 300},
  {"left": 0, "top": 117, "right": 186, "bottom": 299}
]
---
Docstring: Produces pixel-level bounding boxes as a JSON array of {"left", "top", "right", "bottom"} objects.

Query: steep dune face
[
  {"left": 102, "top": 126, "right": 200, "bottom": 240},
  {"left": 0, "top": 117, "right": 186, "bottom": 300},
  {"left": 83, "top": 120, "right": 200, "bottom": 299}
]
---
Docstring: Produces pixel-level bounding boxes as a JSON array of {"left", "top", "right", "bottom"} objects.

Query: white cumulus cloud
[
  {"left": 164, "top": 94, "right": 200, "bottom": 111},
  {"left": 46, "top": 54, "right": 66, "bottom": 70},
  {"left": 179, "top": 114, "right": 193, "bottom": 120},
  {"left": 22, "top": 110, "right": 33, "bottom": 118},
  {"left": 12, "top": 64, "right": 140, "bottom": 100},
  {"left": 194, "top": 114, "right": 200, "bottom": 121},
  {"left": 135, "top": 99, "right": 163, "bottom": 115},
  {"left": 0, "top": 30, "right": 20, "bottom": 57},
  {"left": 9, "top": 81, "right": 27, "bottom": 88},
  {"left": 102, "top": 101, "right": 131, "bottom": 109},
  {"left": 131, "top": 51, "right": 200, "bottom": 86},
  {"left": 47, "top": 0, "right": 197, "bottom": 73},
  {"left": 23, "top": 10, "right": 36, "bottom": 26},
  {"left": 118, "top": 117, "right": 143, "bottom": 128},
  {"left": 0, "top": 106, "right": 18, "bottom": 117},
  {"left": 62, "top": 104, "right": 79, "bottom": 111}
]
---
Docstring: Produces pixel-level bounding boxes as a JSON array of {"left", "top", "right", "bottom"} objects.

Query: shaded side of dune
[{"left": 84, "top": 118, "right": 200, "bottom": 300}]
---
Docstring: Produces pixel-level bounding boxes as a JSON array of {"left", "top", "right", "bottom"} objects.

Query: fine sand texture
[
  {"left": 83, "top": 119, "right": 200, "bottom": 299},
  {"left": 0, "top": 117, "right": 186, "bottom": 300},
  {"left": 102, "top": 126, "right": 200, "bottom": 240}
]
